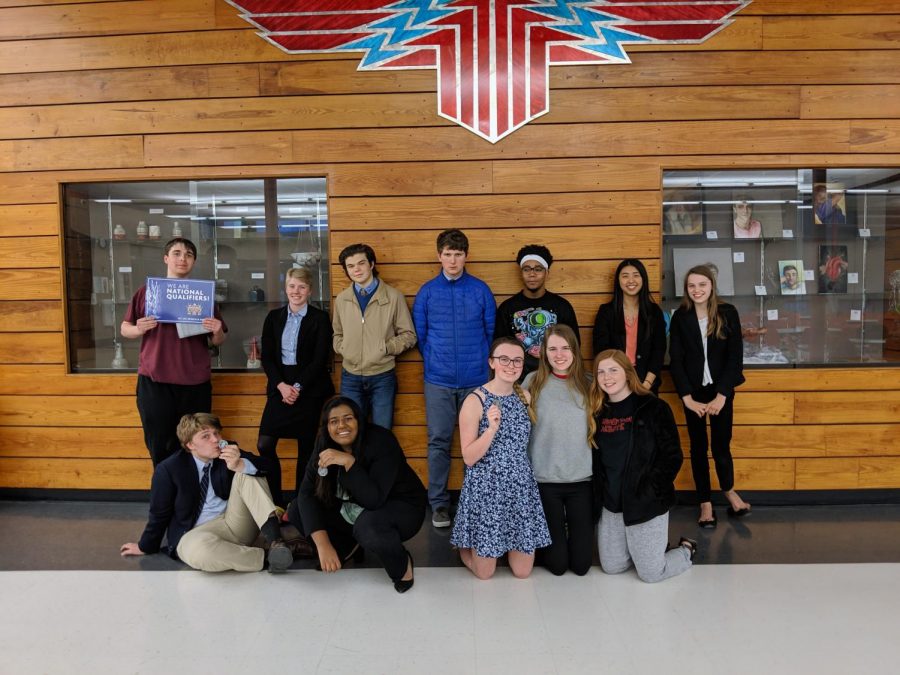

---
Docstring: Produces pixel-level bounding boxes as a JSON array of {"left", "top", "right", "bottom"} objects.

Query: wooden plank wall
[{"left": 0, "top": 0, "right": 898, "bottom": 493}]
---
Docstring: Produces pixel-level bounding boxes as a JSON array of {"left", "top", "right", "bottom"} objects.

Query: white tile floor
[{"left": 2, "top": 564, "right": 898, "bottom": 674}]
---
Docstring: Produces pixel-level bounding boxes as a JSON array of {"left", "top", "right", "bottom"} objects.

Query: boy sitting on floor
[{"left": 121, "top": 412, "right": 292, "bottom": 573}]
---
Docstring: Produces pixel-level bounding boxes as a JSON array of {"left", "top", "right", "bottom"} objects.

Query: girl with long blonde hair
[
  {"left": 522, "top": 324, "right": 594, "bottom": 575},
  {"left": 588, "top": 349, "right": 695, "bottom": 583}
]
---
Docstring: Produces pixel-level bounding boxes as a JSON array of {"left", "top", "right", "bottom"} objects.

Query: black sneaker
[
  {"left": 432, "top": 507, "right": 451, "bottom": 528},
  {"left": 267, "top": 540, "right": 293, "bottom": 574}
]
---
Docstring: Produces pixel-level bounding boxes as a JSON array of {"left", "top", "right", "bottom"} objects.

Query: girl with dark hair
[
  {"left": 290, "top": 396, "right": 426, "bottom": 592},
  {"left": 592, "top": 259, "right": 667, "bottom": 393},
  {"left": 452, "top": 338, "right": 550, "bottom": 579},
  {"left": 522, "top": 324, "right": 594, "bottom": 576},
  {"left": 669, "top": 265, "right": 750, "bottom": 528},
  {"left": 588, "top": 349, "right": 695, "bottom": 583}
]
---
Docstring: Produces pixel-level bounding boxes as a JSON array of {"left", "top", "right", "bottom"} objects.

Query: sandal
[{"left": 679, "top": 537, "right": 699, "bottom": 562}]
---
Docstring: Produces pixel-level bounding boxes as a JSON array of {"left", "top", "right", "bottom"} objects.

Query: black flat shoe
[
  {"left": 698, "top": 512, "right": 717, "bottom": 529},
  {"left": 394, "top": 552, "right": 414, "bottom": 594},
  {"left": 679, "top": 537, "right": 699, "bottom": 562},
  {"left": 727, "top": 506, "right": 751, "bottom": 518}
]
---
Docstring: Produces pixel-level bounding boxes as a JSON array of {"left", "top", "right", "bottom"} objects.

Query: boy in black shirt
[{"left": 494, "top": 244, "right": 579, "bottom": 376}]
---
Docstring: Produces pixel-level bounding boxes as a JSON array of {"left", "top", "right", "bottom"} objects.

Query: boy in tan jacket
[{"left": 333, "top": 244, "right": 417, "bottom": 429}]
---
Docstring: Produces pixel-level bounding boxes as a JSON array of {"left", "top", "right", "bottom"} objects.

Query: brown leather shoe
[{"left": 283, "top": 532, "right": 316, "bottom": 559}]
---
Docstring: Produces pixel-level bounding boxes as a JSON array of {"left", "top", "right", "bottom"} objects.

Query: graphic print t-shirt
[
  {"left": 598, "top": 393, "right": 635, "bottom": 513},
  {"left": 494, "top": 291, "right": 578, "bottom": 375}
]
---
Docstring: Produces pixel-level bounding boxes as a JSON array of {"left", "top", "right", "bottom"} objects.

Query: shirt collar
[
  {"left": 192, "top": 455, "right": 211, "bottom": 472},
  {"left": 443, "top": 270, "right": 464, "bottom": 282},
  {"left": 354, "top": 278, "right": 379, "bottom": 295},
  {"left": 287, "top": 304, "right": 308, "bottom": 319}
]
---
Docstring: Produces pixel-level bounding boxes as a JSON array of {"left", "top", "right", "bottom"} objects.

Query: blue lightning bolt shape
[{"left": 344, "top": 1, "right": 456, "bottom": 68}]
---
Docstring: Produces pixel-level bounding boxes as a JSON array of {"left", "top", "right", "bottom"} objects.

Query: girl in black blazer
[
  {"left": 592, "top": 259, "right": 666, "bottom": 393},
  {"left": 669, "top": 264, "right": 751, "bottom": 528},
  {"left": 258, "top": 267, "right": 335, "bottom": 505},
  {"left": 291, "top": 396, "right": 427, "bottom": 593}
]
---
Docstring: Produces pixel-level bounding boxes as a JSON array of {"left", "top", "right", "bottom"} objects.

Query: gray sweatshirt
[{"left": 523, "top": 372, "right": 592, "bottom": 483}]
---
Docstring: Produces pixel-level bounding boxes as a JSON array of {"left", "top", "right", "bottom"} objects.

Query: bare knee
[{"left": 508, "top": 551, "right": 535, "bottom": 579}]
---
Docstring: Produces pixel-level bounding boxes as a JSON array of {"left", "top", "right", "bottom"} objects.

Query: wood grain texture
[
  {"left": 0, "top": 64, "right": 259, "bottom": 108},
  {"left": 1, "top": 5, "right": 898, "bottom": 493},
  {"left": 0, "top": 204, "right": 58, "bottom": 237},
  {"left": 0, "top": 236, "right": 59, "bottom": 268},
  {"left": 0, "top": 269, "right": 61, "bottom": 300},
  {"left": 0, "top": 301, "right": 62, "bottom": 332},
  {"left": 0, "top": 0, "right": 217, "bottom": 41}
]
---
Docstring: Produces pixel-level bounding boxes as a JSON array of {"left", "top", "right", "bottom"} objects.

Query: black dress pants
[
  {"left": 290, "top": 498, "right": 425, "bottom": 581},
  {"left": 537, "top": 481, "right": 594, "bottom": 576},
  {"left": 136, "top": 375, "right": 212, "bottom": 466},
  {"left": 683, "top": 383, "right": 735, "bottom": 502}
]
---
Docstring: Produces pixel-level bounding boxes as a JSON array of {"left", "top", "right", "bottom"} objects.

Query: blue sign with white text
[{"left": 145, "top": 277, "right": 215, "bottom": 324}]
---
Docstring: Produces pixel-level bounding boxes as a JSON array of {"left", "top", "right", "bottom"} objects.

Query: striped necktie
[{"left": 193, "top": 463, "right": 211, "bottom": 527}]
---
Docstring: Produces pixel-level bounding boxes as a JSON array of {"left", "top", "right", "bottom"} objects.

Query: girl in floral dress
[{"left": 451, "top": 338, "right": 551, "bottom": 579}]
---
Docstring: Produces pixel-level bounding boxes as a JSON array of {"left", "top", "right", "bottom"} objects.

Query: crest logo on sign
[{"left": 228, "top": 1, "right": 751, "bottom": 143}]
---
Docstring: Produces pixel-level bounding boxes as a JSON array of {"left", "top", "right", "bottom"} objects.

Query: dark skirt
[{"left": 258, "top": 364, "right": 327, "bottom": 438}]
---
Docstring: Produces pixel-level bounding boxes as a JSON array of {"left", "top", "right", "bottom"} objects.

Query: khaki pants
[{"left": 176, "top": 473, "right": 276, "bottom": 572}]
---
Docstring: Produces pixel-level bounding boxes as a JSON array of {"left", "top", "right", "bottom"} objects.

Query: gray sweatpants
[{"left": 598, "top": 508, "right": 691, "bottom": 583}]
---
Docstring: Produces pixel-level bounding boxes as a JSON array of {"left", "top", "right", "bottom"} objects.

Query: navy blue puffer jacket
[{"left": 412, "top": 271, "right": 496, "bottom": 388}]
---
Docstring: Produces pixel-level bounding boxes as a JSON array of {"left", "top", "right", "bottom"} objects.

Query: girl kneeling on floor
[
  {"left": 451, "top": 338, "right": 551, "bottom": 579},
  {"left": 589, "top": 349, "right": 696, "bottom": 583}
]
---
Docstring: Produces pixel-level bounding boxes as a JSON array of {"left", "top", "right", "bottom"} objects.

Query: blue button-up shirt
[
  {"left": 192, "top": 454, "right": 257, "bottom": 528},
  {"left": 281, "top": 304, "right": 308, "bottom": 365}
]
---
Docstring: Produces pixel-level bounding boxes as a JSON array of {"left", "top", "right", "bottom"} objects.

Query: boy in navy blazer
[{"left": 121, "top": 413, "right": 292, "bottom": 573}]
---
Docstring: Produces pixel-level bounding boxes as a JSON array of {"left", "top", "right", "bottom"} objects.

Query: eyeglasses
[
  {"left": 492, "top": 355, "right": 524, "bottom": 367},
  {"left": 521, "top": 266, "right": 546, "bottom": 274}
]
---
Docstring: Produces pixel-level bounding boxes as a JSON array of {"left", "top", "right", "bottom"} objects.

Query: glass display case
[
  {"left": 662, "top": 168, "right": 900, "bottom": 366},
  {"left": 62, "top": 178, "right": 329, "bottom": 372}
]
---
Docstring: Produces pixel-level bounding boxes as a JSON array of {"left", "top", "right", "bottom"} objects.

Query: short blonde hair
[
  {"left": 176, "top": 413, "right": 222, "bottom": 449},
  {"left": 285, "top": 267, "right": 313, "bottom": 286}
]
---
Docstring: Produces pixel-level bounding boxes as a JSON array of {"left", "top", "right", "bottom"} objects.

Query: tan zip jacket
[{"left": 332, "top": 279, "right": 417, "bottom": 376}]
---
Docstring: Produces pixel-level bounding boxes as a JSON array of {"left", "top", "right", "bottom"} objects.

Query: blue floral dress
[{"left": 451, "top": 387, "right": 551, "bottom": 557}]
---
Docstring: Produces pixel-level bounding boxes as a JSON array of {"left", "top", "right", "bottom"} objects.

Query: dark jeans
[
  {"left": 424, "top": 381, "right": 472, "bottom": 510},
  {"left": 289, "top": 499, "right": 425, "bottom": 581},
  {"left": 683, "top": 384, "right": 735, "bottom": 503},
  {"left": 340, "top": 369, "right": 398, "bottom": 429},
  {"left": 136, "top": 375, "right": 211, "bottom": 466},
  {"left": 537, "top": 481, "right": 594, "bottom": 576}
]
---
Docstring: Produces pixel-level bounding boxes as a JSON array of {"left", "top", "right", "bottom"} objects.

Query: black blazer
[
  {"left": 592, "top": 395, "right": 683, "bottom": 526},
  {"left": 668, "top": 303, "right": 745, "bottom": 398},
  {"left": 298, "top": 425, "right": 426, "bottom": 535},
  {"left": 592, "top": 302, "right": 666, "bottom": 382},
  {"left": 138, "top": 447, "right": 272, "bottom": 557},
  {"left": 261, "top": 303, "right": 335, "bottom": 399}
]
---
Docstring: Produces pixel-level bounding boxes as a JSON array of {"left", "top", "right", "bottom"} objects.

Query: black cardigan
[
  {"left": 592, "top": 301, "right": 666, "bottom": 382},
  {"left": 668, "top": 303, "right": 745, "bottom": 398},
  {"left": 298, "top": 425, "right": 426, "bottom": 534},
  {"left": 260, "top": 303, "right": 334, "bottom": 399},
  {"left": 591, "top": 394, "right": 683, "bottom": 526}
]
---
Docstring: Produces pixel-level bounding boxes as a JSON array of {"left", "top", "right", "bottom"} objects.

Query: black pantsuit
[
  {"left": 683, "top": 384, "right": 735, "bottom": 501},
  {"left": 537, "top": 481, "right": 594, "bottom": 576},
  {"left": 669, "top": 303, "right": 745, "bottom": 503}
]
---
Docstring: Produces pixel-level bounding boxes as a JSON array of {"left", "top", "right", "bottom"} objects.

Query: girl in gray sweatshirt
[{"left": 522, "top": 324, "right": 594, "bottom": 575}]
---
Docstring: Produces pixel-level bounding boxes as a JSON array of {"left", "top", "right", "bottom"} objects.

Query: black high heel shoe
[
  {"left": 698, "top": 512, "right": 718, "bottom": 529},
  {"left": 394, "top": 551, "right": 414, "bottom": 594}
]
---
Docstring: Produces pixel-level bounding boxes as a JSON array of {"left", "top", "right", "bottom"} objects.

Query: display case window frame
[
  {"left": 62, "top": 177, "right": 330, "bottom": 373},
  {"left": 661, "top": 168, "right": 899, "bottom": 368}
]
